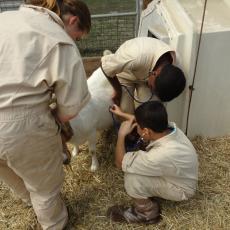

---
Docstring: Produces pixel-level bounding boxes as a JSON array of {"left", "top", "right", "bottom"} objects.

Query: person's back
[
  {"left": 0, "top": 6, "right": 78, "bottom": 109},
  {"left": 101, "top": 36, "right": 186, "bottom": 114},
  {"left": 102, "top": 37, "right": 175, "bottom": 82},
  {"left": 135, "top": 122, "right": 198, "bottom": 196}
]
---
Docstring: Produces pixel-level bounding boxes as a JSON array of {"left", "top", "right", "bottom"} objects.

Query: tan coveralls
[
  {"left": 0, "top": 5, "right": 90, "bottom": 230},
  {"left": 101, "top": 37, "right": 175, "bottom": 114},
  {"left": 122, "top": 123, "right": 198, "bottom": 201}
]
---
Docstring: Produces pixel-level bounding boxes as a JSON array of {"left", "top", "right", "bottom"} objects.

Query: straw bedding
[{"left": 0, "top": 130, "right": 229, "bottom": 229}]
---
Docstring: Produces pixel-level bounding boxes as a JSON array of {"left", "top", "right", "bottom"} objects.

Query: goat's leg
[
  {"left": 88, "top": 130, "right": 99, "bottom": 172},
  {"left": 71, "top": 145, "right": 79, "bottom": 157}
]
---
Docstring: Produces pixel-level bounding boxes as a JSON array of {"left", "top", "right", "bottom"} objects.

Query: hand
[
  {"left": 109, "top": 104, "right": 122, "bottom": 116},
  {"left": 110, "top": 104, "right": 135, "bottom": 121},
  {"left": 118, "top": 118, "right": 137, "bottom": 137}
]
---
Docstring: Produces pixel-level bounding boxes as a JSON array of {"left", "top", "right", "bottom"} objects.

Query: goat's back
[{"left": 69, "top": 67, "right": 114, "bottom": 145}]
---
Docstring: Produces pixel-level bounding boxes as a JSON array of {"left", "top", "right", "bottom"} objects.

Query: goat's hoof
[
  {"left": 90, "top": 155, "right": 99, "bottom": 172},
  {"left": 90, "top": 166, "right": 98, "bottom": 172},
  {"left": 72, "top": 147, "right": 78, "bottom": 157},
  {"left": 90, "top": 163, "right": 99, "bottom": 172}
]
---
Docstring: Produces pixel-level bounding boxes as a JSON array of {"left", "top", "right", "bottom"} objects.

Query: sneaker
[{"left": 107, "top": 204, "right": 161, "bottom": 224}]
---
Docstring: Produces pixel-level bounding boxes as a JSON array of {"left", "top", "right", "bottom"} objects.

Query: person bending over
[{"left": 101, "top": 37, "right": 186, "bottom": 113}]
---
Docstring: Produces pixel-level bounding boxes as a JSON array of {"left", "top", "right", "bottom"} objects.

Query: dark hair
[
  {"left": 134, "top": 101, "right": 168, "bottom": 133},
  {"left": 154, "top": 52, "right": 173, "bottom": 69},
  {"left": 60, "top": 0, "right": 91, "bottom": 33},
  {"left": 155, "top": 64, "right": 186, "bottom": 102},
  {"left": 25, "top": 0, "right": 91, "bottom": 34}
]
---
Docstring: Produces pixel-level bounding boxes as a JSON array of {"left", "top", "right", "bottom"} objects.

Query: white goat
[{"left": 69, "top": 67, "right": 114, "bottom": 171}]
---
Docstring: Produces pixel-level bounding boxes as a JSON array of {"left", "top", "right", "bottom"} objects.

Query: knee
[{"left": 124, "top": 174, "right": 147, "bottom": 199}]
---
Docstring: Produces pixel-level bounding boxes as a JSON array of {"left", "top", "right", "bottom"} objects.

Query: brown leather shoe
[{"left": 107, "top": 204, "right": 161, "bottom": 224}]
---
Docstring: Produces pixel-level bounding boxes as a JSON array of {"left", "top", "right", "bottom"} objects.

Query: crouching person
[{"left": 108, "top": 101, "right": 198, "bottom": 224}]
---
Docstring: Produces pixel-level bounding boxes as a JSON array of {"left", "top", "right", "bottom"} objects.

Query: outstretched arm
[
  {"left": 115, "top": 118, "right": 137, "bottom": 169},
  {"left": 110, "top": 104, "right": 135, "bottom": 121}
]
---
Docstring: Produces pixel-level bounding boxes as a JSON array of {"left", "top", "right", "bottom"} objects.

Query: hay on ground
[{"left": 0, "top": 130, "right": 230, "bottom": 229}]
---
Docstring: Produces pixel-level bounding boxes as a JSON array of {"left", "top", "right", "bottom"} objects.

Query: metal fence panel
[
  {"left": 0, "top": 0, "right": 21, "bottom": 12},
  {"left": 78, "top": 14, "right": 136, "bottom": 56},
  {"left": 0, "top": 0, "right": 140, "bottom": 57}
]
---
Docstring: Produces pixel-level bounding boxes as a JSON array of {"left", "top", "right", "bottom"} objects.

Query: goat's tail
[{"left": 103, "top": 49, "right": 112, "bottom": 56}]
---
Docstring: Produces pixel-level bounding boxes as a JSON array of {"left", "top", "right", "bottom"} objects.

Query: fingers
[
  {"left": 109, "top": 104, "right": 119, "bottom": 113},
  {"left": 131, "top": 122, "right": 137, "bottom": 130},
  {"left": 130, "top": 121, "right": 137, "bottom": 132}
]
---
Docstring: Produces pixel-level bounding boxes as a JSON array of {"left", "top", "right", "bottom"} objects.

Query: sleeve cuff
[{"left": 57, "top": 92, "right": 91, "bottom": 118}]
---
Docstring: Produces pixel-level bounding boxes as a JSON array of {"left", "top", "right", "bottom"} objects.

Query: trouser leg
[
  {"left": 124, "top": 173, "right": 191, "bottom": 201},
  {"left": 16, "top": 134, "right": 68, "bottom": 230},
  {"left": 30, "top": 191, "right": 67, "bottom": 230},
  {"left": 0, "top": 159, "right": 31, "bottom": 205},
  {"left": 3, "top": 114, "right": 68, "bottom": 229}
]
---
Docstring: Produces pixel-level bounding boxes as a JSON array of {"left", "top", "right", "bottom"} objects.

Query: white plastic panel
[
  {"left": 178, "top": 0, "right": 230, "bottom": 32},
  {"left": 188, "top": 30, "right": 230, "bottom": 137},
  {"left": 138, "top": 0, "right": 199, "bottom": 131},
  {"left": 138, "top": 0, "right": 230, "bottom": 137}
]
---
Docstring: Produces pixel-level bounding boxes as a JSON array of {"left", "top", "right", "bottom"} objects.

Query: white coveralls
[
  {"left": 122, "top": 123, "right": 198, "bottom": 201},
  {"left": 0, "top": 5, "right": 90, "bottom": 229},
  {"left": 101, "top": 37, "right": 176, "bottom": 114}
]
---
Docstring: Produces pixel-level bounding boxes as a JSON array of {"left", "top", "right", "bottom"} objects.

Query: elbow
[
  {"left": 115, "top": 160, "right": 122, "bottom": 169},
  {"left": 58, "top": 116, "right": 74, "bottom": 123},
  {"left": 58, "top": 113, "right": 78, "bottom": 123}
]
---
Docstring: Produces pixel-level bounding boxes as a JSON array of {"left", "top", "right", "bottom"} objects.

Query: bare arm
[
  {"left": 115, "top": 118, "right": 137, "bottom": 169},
  {"left": 100, "top": 67, "right": 122, "bottom": 105},
  {"left": 115, "top": 133, "right": 126, "bottom": 169},
  {"left": 110, "top": 104, "right": 134, "bottom": 121}
]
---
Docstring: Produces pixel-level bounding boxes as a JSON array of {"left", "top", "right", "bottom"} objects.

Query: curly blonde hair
[{"left": 25, "top": 0, "right": 60, "bottom": 15}]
